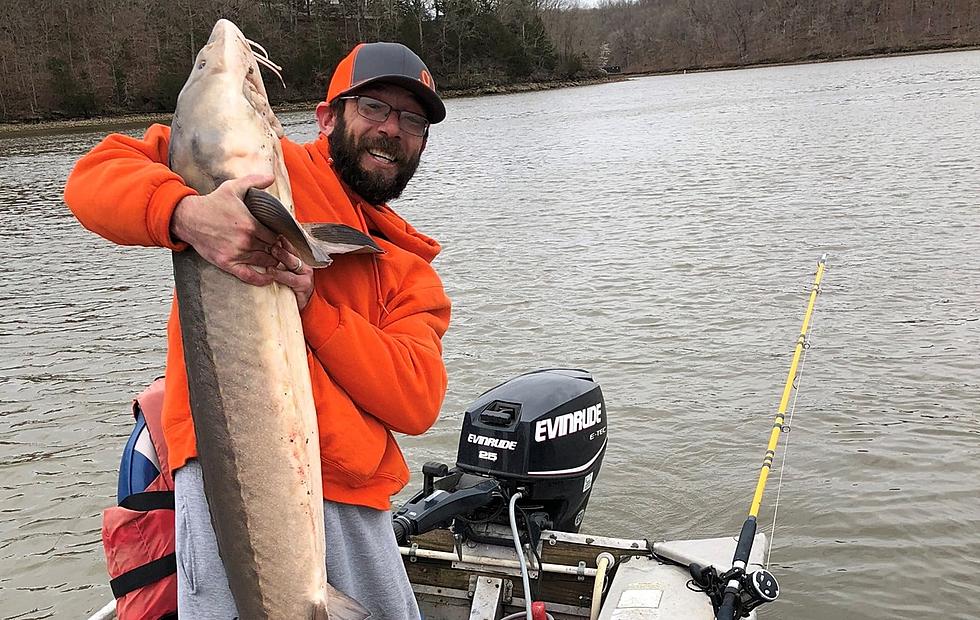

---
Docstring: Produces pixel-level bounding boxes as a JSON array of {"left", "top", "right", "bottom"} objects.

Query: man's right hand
[{"left": 170, "top": 175, "right": 280, "bottom": 286}]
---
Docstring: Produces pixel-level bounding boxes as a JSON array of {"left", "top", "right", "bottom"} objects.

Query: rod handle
[
  {"left": 716, "top": 590, "right": 738, "bottom": 620},
  {"left": 733, "top": 518, "right": 757, "bottom": 565}
]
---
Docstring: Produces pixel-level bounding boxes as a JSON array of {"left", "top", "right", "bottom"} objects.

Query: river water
[{"left": 1, "top": 50, "right": 978, "bottom": 619}]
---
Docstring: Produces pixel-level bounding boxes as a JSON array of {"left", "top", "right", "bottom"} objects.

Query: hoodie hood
[{"left": 311, "top": 134, "right": 441, "bottom": 264}]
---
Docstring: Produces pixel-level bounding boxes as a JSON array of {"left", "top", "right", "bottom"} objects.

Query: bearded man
[{"left": 65, "top": 43, "right": 450, "bottom": 619}]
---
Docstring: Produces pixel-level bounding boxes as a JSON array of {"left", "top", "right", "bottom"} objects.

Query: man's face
[{"left": 316, "top": 84, "right": 427, "bottom": 205}]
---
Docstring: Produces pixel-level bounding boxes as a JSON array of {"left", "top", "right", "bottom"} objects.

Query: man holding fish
[{"left": 66, "top": 25, "right": 449, "bottom": 619}]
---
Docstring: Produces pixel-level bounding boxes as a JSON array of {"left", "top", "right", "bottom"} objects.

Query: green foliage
[
  {"left": 46, "top": 57, "right": 97, "bottom": 117},
  {"left": 558, "top": 52, "right": 585, "bottom": 78},
  {"left": 146, "top": 69, "right": 187, "bottom": 112}
]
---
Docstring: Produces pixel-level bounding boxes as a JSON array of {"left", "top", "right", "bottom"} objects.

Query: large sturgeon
[{"left": 168, "top": 19, "right": 374, "bottom": 620}]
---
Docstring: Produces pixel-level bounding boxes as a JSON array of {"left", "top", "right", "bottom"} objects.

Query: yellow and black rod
[{"left": 715, "top": 254, "right": 828, "bottom": 620}]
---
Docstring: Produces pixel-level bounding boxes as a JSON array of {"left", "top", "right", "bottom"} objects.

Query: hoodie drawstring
[{"left": 353, "top": 202, "right": 391, "bottom": 320}]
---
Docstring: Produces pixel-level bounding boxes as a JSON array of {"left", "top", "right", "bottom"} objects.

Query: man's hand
[
  {"left": 170, "top": 175, "right": 280, "bottom": 286},
  {"left": 271, "top": 237, "right": 315, "bottom": 310}
]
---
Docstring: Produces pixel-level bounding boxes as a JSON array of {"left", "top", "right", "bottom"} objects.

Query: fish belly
[{"left": 174, "top": 251, "right": 328, "bottom": 618}]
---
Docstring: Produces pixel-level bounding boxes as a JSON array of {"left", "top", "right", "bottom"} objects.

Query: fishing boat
[
  {"left": 86, "top": 528, "right": 767, "bottom": 620},
  {"left": 84, "top": 366, "right": 774, "bottom": 620},
  {"left": 85, "top": 255, "right": 825, "bottom": 620},
  {"left": 84, "top": 366, "right": 773, "bottom": 620}
]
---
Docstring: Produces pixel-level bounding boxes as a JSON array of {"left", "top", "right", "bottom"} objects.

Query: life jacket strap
[
  {"left": 109, "top": 552, "right": 177, "bottom": 599},
  {"left": 119, "top": 491, "right": 175, "bottom": 512}
]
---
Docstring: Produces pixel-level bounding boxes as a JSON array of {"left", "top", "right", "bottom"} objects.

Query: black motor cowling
[{"left": 455, "top": 369, "right": 606, "bottom": 532}]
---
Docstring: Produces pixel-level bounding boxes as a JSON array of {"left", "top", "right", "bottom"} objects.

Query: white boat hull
[{"left": 85, "top": 528, "right": 766, "bottom": 620}]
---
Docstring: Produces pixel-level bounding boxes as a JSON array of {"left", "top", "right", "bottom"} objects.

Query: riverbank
[
  {"left": 623, "top": 43, "right": 980, "bottom": 80},
  {"left": 0, "top": 76, "right": 620, "bottom": 138},
  {"left": 3, "top": 42, "right": 974, "bottom": 137}
]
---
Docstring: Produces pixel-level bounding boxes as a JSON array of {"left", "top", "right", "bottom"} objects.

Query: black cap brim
[{"left": 340, "top": 75, "right": 446, "bottom": 124}]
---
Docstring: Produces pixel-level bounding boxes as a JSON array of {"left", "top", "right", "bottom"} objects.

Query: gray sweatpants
[{"left": 174, "top": 461, "right": 420, "bottom": 619}]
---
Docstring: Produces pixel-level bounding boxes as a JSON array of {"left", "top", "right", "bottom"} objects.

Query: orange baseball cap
[{"left": 327, "top": 42, "right": 446, "bottom": 123}]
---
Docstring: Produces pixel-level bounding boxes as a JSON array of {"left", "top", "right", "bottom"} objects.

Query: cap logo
[{"left": 420, "top": 69, "right": 434, "bottom": 89}]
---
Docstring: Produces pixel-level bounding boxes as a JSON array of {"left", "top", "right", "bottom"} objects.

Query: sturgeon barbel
[{"left": 168, "top": 18, "right": 374, "bottom": 619}]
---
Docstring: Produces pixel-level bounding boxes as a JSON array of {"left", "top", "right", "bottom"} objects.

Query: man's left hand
[{"left": 271, "top": 237, "right": 314, "bottom": 310}]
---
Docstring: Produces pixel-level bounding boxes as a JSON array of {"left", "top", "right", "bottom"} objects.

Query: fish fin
[
  {"left": 300, "top": 223, "right": 384, "bottom": 262},
  {"left": 243, "top": 188, "right": 329, "bottom": 266},
  {"left": 243, "top": 188, "right": 383, "bottom": 268},
  {"left": 311, "top": 584, "right": 372, "bottom": 619}
]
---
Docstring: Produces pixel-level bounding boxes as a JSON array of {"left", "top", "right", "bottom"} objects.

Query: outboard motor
[
  {"left": 456, "top": 368, "right": 606, "bottom": 532},
  {"left": 393, "top": 369, "right": 606, "bottom": 543}
]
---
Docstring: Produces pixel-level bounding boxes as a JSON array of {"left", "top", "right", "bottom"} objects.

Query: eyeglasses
[{"left": 339, "top": 95, "right": 430, "bottom": 137}]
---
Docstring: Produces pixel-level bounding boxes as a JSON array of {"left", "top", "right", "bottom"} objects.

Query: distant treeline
[
  {"left": 554, "top": 0, "right": 980, "bottom": 74},
  {"left": 1, "top": 0, "right": 977, "bottom": 122}
]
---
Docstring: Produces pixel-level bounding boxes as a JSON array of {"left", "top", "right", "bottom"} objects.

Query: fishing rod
[{"left": 690, "top": 254, "right": 828, "bottom": 620}]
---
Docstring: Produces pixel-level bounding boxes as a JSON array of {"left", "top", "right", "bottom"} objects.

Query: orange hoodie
[{"left": 64, "top": 124, "right": 451, "bottom": 510}]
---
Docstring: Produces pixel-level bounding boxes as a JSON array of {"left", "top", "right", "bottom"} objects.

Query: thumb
[{"left": 228, "top": 174, "right": 275, "bottom": 198}]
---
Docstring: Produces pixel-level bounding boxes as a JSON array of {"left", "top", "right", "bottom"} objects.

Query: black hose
[{"left": 392, "top": 518, "right": 408, "bottom": 545}]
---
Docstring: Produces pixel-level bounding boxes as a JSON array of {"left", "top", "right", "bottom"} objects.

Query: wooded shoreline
[
  {"left": 3, "top": 43, "right": 975, "bottom": 138},
  {"left": 0, "top": 75, "right": 620, "bottom": 136},
  {"left": 4, "top": 0, "right": 975, "bottom": 126},
  {"left": 623, "top": 43, "right": 980, "bottom": 79}
]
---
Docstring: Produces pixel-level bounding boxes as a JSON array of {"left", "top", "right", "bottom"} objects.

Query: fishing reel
[{"left": 689, "top": 563, "right": 779, "bottom": 619}]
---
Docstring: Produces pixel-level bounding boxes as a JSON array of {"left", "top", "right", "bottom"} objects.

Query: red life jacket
[{"left": 101, "top": 379, "right": 177, "bottom": 620}]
